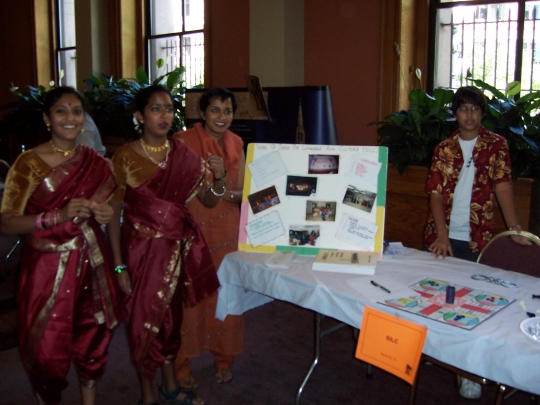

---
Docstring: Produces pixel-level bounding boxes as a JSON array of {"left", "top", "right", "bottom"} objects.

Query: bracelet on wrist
[
  {"left": 215, "top": 171, "right": 227, "bottom": 182},
  {"left": 114, "top": 264, "right": 128, "bottom": 274},
  {"left": 509, "top": 224, "right": 521, "bottom": 231},
  {"left": 44, "top": 211, "right": 52, "bottom": 229},
  {"left": 35, "top": 213, "right": 45, "bottom": 230},
  {"left": 209, "top": 183, "right": 226, "bottom": 197}
]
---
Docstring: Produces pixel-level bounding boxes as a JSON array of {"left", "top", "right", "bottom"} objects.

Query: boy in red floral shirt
[
  {"left": 424, "top": 85, "right": 531, "bottom": 399},
  {"left": 424, "top": 86, "right": 530, "bottom": 262}
]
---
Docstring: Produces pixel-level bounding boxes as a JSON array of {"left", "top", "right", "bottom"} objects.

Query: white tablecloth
[{"left": 216, "top": 249, "right": 540, "bottom": 395}]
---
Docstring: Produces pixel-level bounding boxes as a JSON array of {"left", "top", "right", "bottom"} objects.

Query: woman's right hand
[
  {"left": 116, "top": 271, "right": 133, "bottom": 296},
  {"left": 59, "top": 198, "right": 93, "bottom": 222}
]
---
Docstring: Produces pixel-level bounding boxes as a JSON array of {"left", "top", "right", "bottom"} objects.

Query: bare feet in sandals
[
  {"left": 159, "top": 385, "right": 204, "bottom": 405},
  {"left": 215, "top": 367, "right": 233, "bottom": 384},
  {"left": 179, "top": 373, "right": 199, "bottom": 390},
  {"left": 177, "top": 390, "right": 204, "bottom": 405}
]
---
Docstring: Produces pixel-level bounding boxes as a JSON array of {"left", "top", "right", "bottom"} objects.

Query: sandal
[
  {"left": 215, "top": 367, "right": 233, "bottom": 384},
  {"left": 179, "top": 373, "right": 199, "bottom": 389},
  {"left": 158, "top": 386, "right": 204, "bottom": 405}
]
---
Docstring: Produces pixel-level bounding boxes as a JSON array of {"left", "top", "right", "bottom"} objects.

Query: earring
[
  {"left": 81, "top": 128, "right": 85, "bottom": 133},
  {"left": 46, "top": 125, "right": 51, "bottom": 132},
  {"left": 140, "top": 121, "right": 144, "bottom": 124}
]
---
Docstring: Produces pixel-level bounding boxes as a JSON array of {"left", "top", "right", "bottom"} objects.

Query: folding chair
[
  {"left": 478, "top": 230, "right": 540, "bottom": 276},
  {"left": 476, "top": 229, "right": 540, "bottom": 403}
]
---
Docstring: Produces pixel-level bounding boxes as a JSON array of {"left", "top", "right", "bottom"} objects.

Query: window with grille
[
  {"left": 56, "top": 0, "right": 77, "bottom": 87},
  {"left": 146, "top": 0, "right": 204, "bottom": 88},
  {"left": 431, "top": 0, "right": 540, "bottom": 94}
]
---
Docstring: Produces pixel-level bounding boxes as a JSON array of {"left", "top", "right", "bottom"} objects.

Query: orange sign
[{"left": 355, "top": 306, "right": 427, "bottom": 385}]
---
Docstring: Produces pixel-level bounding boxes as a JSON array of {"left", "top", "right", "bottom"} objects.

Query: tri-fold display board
[{"left": 238, "top": 143, "right": 388, "bottom": 255}]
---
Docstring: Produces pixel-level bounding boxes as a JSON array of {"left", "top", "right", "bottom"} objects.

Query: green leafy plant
[
  {"left": 373, "top": 87, "right": 456, "bottom": 174},
  {"left": 469, "top": 79, "right": 540, "bottom": 179},
  {"left": 0, "top": 84, "right": 50, "bottom": 155},
  {"left": 0, "top": 62, "right": 187, "bottom": 161},
  {"left": 373, "top": 80, "right": 540, "bottom": 179},
  {"left": 83, "top": 64, "right": 186, "bottom": 140}
]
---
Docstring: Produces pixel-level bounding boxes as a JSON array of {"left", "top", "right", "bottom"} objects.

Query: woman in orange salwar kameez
[
  {"left": 173, "top": 87, "right": 245, "bottom": 388},
  {"left": 108, "top": 85, "right": 226, "bottom": 405},
  {"left": 0, "top": 86, "right": 122, "bottom": 405}
]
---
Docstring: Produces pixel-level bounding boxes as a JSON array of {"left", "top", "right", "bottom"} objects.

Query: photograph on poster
[
  {"left": 289, "top": 225, "right": 320, "bottom": 246},
  {"left": 305, "top": 200, "right": 337, "bottom": 222},
  {"left": 248, "top": 185, "right": 281, "bottom": 214},
  {"left": 308, "top": 154, "right": 340, "bottom": 174},
  {"left": 343, "top": 186, "right": 377, "bottom": 213},
  {"left": 286, "top": 175, "right": 318, "bottom": 197}
]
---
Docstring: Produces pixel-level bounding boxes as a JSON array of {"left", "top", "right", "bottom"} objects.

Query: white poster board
[{"left": 238, "top": 143, "right": 388, "bottom": 254}]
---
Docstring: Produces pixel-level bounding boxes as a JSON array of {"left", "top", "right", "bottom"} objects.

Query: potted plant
[
  {"left": 83, "top": 64, "right": 186, "bottom": 142},
  {"left": 0, "top": 84, "right": 49, "bottom": 162},
  {"left": 0, "top": 62, "right": 187, "bottom": 161},
  {"left": 373, "top": 79, "right": 540, "bottom": 246}
]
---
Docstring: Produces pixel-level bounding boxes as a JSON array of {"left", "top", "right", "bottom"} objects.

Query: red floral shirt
[{"left": 424, "top": 126, "right": 512, "bottom": 252}]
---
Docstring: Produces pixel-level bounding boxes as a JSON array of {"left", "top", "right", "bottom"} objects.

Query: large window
[
  {"left": 56, "top": 0, "right": 77, "bottom": 87},
  {"left": 432, "top": 0, "right": 540, "bottom": 93},
  {"left": 146, "top": 0, "right": 205, "bottom": 88}
]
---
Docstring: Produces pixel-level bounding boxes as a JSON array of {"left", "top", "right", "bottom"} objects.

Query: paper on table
[
  {"left": 383, "top": 242, "right": 411, "bottom": 257},
  {"left": 347, "top": 275, "right": 418, "bottom": 303}
]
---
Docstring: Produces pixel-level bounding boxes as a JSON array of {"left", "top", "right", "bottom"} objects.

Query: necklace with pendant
[
  {"left": 50, "top": 140, "right": 77, "bottom": 157},
  {"left": 140, "top": 139, "right": 170, "bottom": 169},
  {"left": 141, "top": 138, "right": 169, "bottom": 152}
]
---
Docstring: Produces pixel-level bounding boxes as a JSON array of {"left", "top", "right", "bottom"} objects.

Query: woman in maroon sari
[
  {"left": 0, "top": 87, "right": 122, "bottom": 405},
  {"left": 108, "top": 85, "right": 224, "bottom": 405}
]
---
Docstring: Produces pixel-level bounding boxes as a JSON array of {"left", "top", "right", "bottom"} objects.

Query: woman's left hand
[
  {"left": 206, "top": 153, "right": 225, "bottom": 180},
  {"left": 91, "top": 201, "right": 114, "bottom": 224}
]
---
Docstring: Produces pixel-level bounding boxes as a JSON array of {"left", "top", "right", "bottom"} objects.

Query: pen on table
[{"left": 371, "top": 280, "right": 391, "bottom": 294}]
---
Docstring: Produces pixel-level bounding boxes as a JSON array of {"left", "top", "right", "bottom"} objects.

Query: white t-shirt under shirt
[{"left": 449, "top": 136, "right": 478, "bottom": 242}]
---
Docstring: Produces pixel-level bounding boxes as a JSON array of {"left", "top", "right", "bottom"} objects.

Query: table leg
[{"left": 296, "top": 312, "right": 347, "bottom": 405}]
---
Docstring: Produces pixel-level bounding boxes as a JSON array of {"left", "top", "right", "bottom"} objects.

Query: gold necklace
[
  {"left": 140, "top": 139, "right": 170, "bottom": 169},
  {"left": 141, "top": 138, "right": 169, "bottom": 152},
  {"left": 50, "top": 140, "right": 77, "bottom": 157}
]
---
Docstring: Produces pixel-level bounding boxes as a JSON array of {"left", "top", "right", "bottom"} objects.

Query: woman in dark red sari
[
  {"left": 0, "top": 87, "right": 122, "bottom": 405},
  {"left": 108, "top": 85, "right": 224, "bottom": 405}
]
